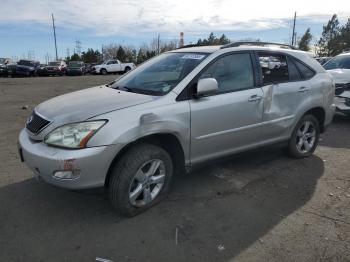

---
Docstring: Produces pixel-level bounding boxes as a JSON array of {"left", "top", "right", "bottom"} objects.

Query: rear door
[
  {"left": 257, "top": 52, "right": 312, "bottom": 141},
  {"left": 189, "top": 52, "right": 264, "bottom": 163}
]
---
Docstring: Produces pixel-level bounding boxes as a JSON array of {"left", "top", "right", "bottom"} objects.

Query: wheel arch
[
  {"left": 303, "top": 107, "right": 326, "bottom": 133},
  {"left": 104, "top": 133, "right": 186, "bottom": 187}
]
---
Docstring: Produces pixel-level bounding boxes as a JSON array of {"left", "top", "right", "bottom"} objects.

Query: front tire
[
  {"left": 108, "top": 143, "right": 173, "bottom": 217},
  {"left": 100, "top": 68, "right": 107, "bottom": 75},
  {"left": 124, "top": 66, "right": 131, "bottom": 73},
  {"left": 287, "top": 114, "right": 320, "bottom": 158}
]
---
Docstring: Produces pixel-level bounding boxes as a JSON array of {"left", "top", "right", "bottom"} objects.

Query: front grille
[{"left": 26, "top": 111, "right": 51, "bottom": 134}]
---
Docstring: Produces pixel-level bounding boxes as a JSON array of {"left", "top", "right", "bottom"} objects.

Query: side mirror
[{"left": 196, "top": 78, "right": 218, "bottom": 97}]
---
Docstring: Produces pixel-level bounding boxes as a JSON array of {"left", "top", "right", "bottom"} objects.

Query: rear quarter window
[{"left": 293, "top": 58, "right": 315, "bottom": 80}]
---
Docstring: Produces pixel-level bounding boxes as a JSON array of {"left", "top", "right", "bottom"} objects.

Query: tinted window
[
  {"left": 258, "top": 53, "right": 289, "bottom": 85},
  {"left": 199, "top": 53, "right": 254, "bottom": 93},
  {"left": 293, "top": 59, "right": 315, "bottom": 79},
  {"left": 18, "top": 60, "right": 35, "bottom": 67},
  {"left": 68, "top": 61, "right": 83, "bottom": 67}
]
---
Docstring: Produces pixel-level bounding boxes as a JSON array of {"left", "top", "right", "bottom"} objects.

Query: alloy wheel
[
  {"left": 296, "top": 120, "right": 316, "bottom": 153},
  {"left": 129, "top": 159, "right": 166, "bottom": 207}
]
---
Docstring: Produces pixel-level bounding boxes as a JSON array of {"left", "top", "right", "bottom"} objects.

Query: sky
[{"left": 1, "top": 0, "right": 350, "bottom": 63}]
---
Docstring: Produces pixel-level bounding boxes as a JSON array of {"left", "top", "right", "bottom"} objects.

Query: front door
[{"left": 190, "top": 52, "right": 264, "bottom": 164}]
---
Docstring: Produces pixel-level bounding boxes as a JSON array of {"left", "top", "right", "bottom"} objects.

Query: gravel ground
[{"left": 0, "top": 75, "right": 349, "bottom": 262}]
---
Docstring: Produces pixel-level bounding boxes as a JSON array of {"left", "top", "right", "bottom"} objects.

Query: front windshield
[
  {"left": 324, "top": 55, "right": 350, "bottom": 70},
  {"left": 69, "top": 61, "right": 83, "bottom": 67},
  {"left": 0, "top": 58, "right": 5, "bottom": 64},
  {"left": 111, "top": 52, "right": 208, "bottom": 96},
  {"left": 18, "top": 60, "right": 34, "bottom": 67},
  {"left": 49, "top": 62, "right": 60, "bottom": 66}
]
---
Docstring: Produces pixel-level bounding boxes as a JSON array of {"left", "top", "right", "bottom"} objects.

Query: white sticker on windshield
[{"left": 181, "top": 54, "right": 205, "bottom": 60}]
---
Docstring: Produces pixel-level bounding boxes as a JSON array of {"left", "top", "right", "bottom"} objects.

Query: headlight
[{"left": 44, "top": 120, "right": 107, "bottom": 149}]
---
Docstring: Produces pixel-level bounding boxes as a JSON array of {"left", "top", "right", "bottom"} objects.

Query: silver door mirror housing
[{"left": 196, "top": 78, "right": 218, "bottom": 96}]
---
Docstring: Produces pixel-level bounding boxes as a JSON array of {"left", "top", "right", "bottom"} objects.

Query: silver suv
[{"left": 19, "top": 42, "right": 335, "bottom": 216}]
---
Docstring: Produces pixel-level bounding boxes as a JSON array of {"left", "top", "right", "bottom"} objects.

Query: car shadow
[
  {"left": 0, "top": 147, "right": 324, "bottom": 262},
  {"left": 320, "top": 113, "right": 350, "bottom": 149}
]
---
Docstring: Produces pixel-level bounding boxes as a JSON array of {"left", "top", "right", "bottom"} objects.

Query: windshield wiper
[
  {"left": 114, "top": 86, "right": 134, "bottom": 92},
  {"left": 114, "top": 86, "right": 162, "bottom": 96}
]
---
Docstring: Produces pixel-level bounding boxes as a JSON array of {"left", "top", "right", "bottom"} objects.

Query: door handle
[
  {"left": 298, "top": 86, "right": 310, "bottom": 92},
  {"left": 248, "top": 95, "right": 262, "bottom": 102}
]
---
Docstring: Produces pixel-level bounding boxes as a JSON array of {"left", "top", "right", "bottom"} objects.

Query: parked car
[
  {"left": 84, "top": 62, "right": 100, "bottom": 74},
  {"left": 41, "top": 61, "right": 67, "bottom": 76},
  {"left": 18, "top": 42, "right": 335, "bottom": 216},
  {"left": 0, "top": 58, "right": 11, "bottom": 77},
  {"left": 92, "top": 59, "right": 135, "bottom": 75},
  {"left": 316, "top": 56, "right": 332, "bottom": 65},
  {"left": 7, "top": 59, "right": 40, "bottom": 77},
  {"left": 66, "top": 61, "right": 85, "bottom": 76},
  {"left": 324, "top": 52, "right": 350, "bottom": 115}
]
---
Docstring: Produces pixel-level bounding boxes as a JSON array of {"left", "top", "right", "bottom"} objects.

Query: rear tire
[
  {"left": 286, "top": 114, "right": 320, "bottom": 158},
  {"left": 108, "top": 143, "right": 173, "bottom": 217}
]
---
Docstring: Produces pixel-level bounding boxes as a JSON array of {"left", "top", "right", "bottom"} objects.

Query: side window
[
  {"left": 107, "top": 61, "right": 113, "bottom": 65},
  {"left": 199, "top": 53, "right": 254, "bottom": 93},
  {"left": 293, "top": 59, "right": 315, "bottom": 79},
  {"left": 258, "top": 53, "right": 289, "bottom": 85}
]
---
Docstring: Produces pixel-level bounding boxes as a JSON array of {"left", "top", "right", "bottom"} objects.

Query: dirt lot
[{"left": 0, "top": 75, "right": 350, "bottom": 262}]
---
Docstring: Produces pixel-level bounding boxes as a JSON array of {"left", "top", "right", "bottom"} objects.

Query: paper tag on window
[{"left": 181, "top": 54, "right": 205, "bottom": 60}]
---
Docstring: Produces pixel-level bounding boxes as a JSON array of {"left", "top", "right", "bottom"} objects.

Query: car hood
[
  {"left": 327, "top": 69, "right": 350, "bottom": 84},
  {"left": 35, "top": 85, "right": 155, "bottom": 123}
]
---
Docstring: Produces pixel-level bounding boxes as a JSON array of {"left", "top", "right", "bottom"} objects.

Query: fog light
[{"left": 53, "top": 171, "right": 79, "bottom": 179}]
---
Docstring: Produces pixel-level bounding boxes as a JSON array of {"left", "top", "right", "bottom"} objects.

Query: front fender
[{"left": 87, "top": 99, "right": 191, "bottom": 163}]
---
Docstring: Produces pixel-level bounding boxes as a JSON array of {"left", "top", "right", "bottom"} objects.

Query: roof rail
[
  {"left": 177, "top": 44, "right": 202, "bottom": 49},
  {"left": 221, "top": 41, "right": 299, "bottom": 50}
]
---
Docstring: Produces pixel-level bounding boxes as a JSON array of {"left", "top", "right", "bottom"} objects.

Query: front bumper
[
  {"left": 18, "top": 129, "right": 121, "bottom": 189},
  {"left": 66, "top": 69, "right": 83, "bottom": 75},
  {"left": 42, "top": 69, "right": 62, "bottom": 75},
  {"left": 334, "top": 96, "right": 350, "bottom": 115}
]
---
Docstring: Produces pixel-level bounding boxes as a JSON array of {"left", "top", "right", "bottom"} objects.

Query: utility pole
[
  {"left": 66, "top": 48, "right": 70, "bottom": 60},
  {"left": 291, "top": 12, "right": 297, "bottom": 46},
  {"left": 75, "top": 39, "right": 82, "bottom": 56},
  {"left": 52, "top": 13, "right": 58, "bottom": 61},
  {"left": 157, "top": 34, "right": 160, "bottom": 54},
  {"left": 179, "top": 32, "right": 184, "bottom": 48}
]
